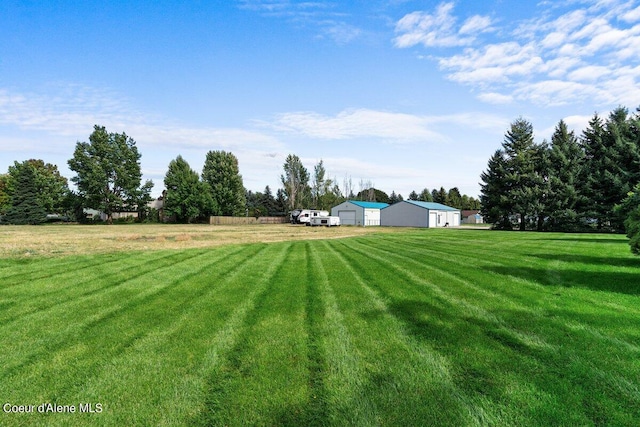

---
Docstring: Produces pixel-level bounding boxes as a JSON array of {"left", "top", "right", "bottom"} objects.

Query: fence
[{"left": 209, "top": 216, "right": 288, "bottom": 225}]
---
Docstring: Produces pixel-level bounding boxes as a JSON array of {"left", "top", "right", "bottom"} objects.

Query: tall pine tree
[
  {"left": 579, "top": 114, "right": 617, "bottom": 230},
  {"left": 3, "top": 164, "right": 47, "bottom": 225},
  {"left": 546, "top": 120, "right": 583, "bottom": 231},
  {"left": 502, "top": 118, "right": 543, "bottom": 231},
  {"left": 480, "top": 149, "right": 511, "bottom": 229}
]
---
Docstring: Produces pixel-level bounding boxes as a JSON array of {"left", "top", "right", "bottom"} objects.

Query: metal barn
[
  {"left": 330, "top": 200, "right": 389, "bottom": 226},
  {"left": 380, "top": 200, "right": 461, "bottom": 228}
]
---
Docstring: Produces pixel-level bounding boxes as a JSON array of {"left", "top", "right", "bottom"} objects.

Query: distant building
[
  {"left": 330, "top": 200, "right": 389, "bottom": 226},
  {"left": 461, "top": 210, "right": 483, "bottom": 224},
  {"left": 381, "top": 200, "right": 460, "bottom": 228}
]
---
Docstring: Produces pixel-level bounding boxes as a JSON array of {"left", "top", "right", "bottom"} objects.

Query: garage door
[{"left": 338, "top": 210, "right": 356, "bottom": 225}]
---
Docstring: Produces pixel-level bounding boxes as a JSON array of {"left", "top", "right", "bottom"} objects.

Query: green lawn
[{"left": 1, "top": 229, "right": 639, "bottom": 426}]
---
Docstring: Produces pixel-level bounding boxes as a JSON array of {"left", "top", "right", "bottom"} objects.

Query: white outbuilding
[
  {"left": 330, "top": 200, "right": 389, "bottom": 226},
  {"left": 380, "top": 200, "right": 461, "bottom": 228}
]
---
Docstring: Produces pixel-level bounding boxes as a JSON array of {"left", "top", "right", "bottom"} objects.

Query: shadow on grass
[
  {"left": 381, "top": 299, "right": 506, "bottom": 399},
  {"left": 486, "top": 266, "right": 640, "bottom": 295},
  {"left": 538, "top": 237, "right": 627, "bottom": 244},
  {"left": 532, "top": 253, "right": 640, "bottom": 268}
]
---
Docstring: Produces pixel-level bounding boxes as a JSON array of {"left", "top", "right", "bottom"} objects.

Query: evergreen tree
[
  {"left": 629, "top": 108, "right": 640, "bottom": 186},
  {"left": 617, "top": 183, "right": 640, "bottom": 254},
  {"left": 164, "top": 156, "right": 213, "bottom": 223},
  {"left": 604, "top": 107, "right": 639, "bottom": 230},
  {"left": 460, "top": 195, "right": 481, "bottom": 210},
  {"left": 418, "top": 188, "right": 433, "bottom": 202},
  {"left": 389, "top": 191, "right": 399, "bottom": 204},
  {"left": 447, "top": 187, "right": 462, "bottom": 208},
  {"left": 579, "top": 114, "right": 616, "bottom": 230},
  {"left": 8, "top": 160, "right": 70, "bottom": 215},
  {"left": 275, "top": 188, "right": 287, "bottom": 215},
  {"left": 261, "top": 185, "right": 278, "bottom": 216},
  {"left": 245, "top": 189, "right": 263, "bottom": 217},
  {"left": 433, "top": 187, "right": 448, "bottom": 204},
  {"left": 202, "top": 150, "right": 246, "bottom": 216},
  {"left": 545, "top": 120, "right": 583, "bottom": 231},
  {"left": 480, "top": 149, "right": 511, "bottom": 229},
  {"left": 3, "top": 164, "right": 47, "bottom": 225},
  {"left": 502, "top": 118, "right": 543, "bottom": 231},
  {"left": 408, "top": 190, "right": 419, "bottom": 201}
]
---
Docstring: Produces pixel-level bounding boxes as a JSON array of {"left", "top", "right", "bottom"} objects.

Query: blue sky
[{"left": 2, "top": 0, "right": 639, "bottom": 199}]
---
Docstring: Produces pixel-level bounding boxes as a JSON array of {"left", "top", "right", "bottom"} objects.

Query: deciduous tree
[
  {"left": 68, "top": 125, "right": 153, "bottom": 224},
  {"left": 281, "top": 154, "right": 310, "bottom": 210},
  {"left": 0, "top": 174, "right": 12, "bottom": 216},
  {"left": 202, "top": 150, "right": 246, "bottom": 216}
]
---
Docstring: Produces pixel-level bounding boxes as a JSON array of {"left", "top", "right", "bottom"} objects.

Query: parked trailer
[
  {"left": 310, "top": 216, "right": 341, "bottom": 227},
  {"left": 296, "top": 210, "right": 329, "bottom": 225},
  {"left": 289, "top": 209, "right": 302, "bottom": 224}
]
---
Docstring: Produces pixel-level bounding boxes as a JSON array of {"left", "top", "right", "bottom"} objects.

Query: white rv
[
  {"left": 296, "top": 209, "right": 329, "bottom": 225},
  {"left": 309, "top": 216, "right": 341, "bottom": 227}
]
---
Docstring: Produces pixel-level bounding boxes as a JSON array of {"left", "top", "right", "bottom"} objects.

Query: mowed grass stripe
[
  {"left": 338, "top": 234, "right": 640, "bottom": 425},
  {"left": 0, "top": 245, "right": 256, "bottom": 387},
  {"left": 367, "top": 233, "right": 640, "bottom": 354},
  {"left": 303, "top": 242, "right": 330, "bottom": 425},
  {"left": 329, "top": 238, "right": 567, "bottom": 425},
  {"left": 0, "top": 248, "right": 214, "bottom": 372},
  {"left": 0, "top": 254, "right": 122, "bottom": 290},
  {"left": 310, "top": 241, "right": 371, "bottom": 425},
  {"left": 374, "top": 232, "right": 640, "bottom": 322},
  {"left": 323, "top": 239, "right": 476, "bottom": 426},
  {"left": 196, "top": 241, "right": 314, "bottom": 426},
  {"left": 50, "top": 243, "right": 291, "bottom": 427},
  {"left": 0, "top": 250, "right": 201, "bottom": 324}
]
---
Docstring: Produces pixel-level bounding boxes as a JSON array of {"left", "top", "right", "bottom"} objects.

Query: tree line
[
  {"left": 0, "top": 125, "right": 480, "bottom": 225},
  {"left": 480, "top": 107, "right": 640, "bottom": 253}
]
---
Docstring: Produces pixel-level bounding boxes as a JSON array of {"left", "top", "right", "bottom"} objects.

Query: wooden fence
[{"left": 209, "top": 216, "right": 288, "bottom": 225}]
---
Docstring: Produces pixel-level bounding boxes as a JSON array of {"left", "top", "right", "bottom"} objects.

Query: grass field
[{"left": 1, "top": 225, "right": 639, "bottom": 426}]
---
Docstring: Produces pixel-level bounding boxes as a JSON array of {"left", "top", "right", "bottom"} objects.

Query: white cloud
[
  {"left": 541, "top": 31, "right": 567, "bottom": 48},
  {"left": 265, "top": 108, "right": 509, "bottom": 146},
  {"left": 514, "top": 80, "right": 597, "bottom": 106},
  {"left": 270, "top": 108, "right": 445, "bottom": 141},
  {"left": 238, "top": 0, "right": 363, "bottom": 44},
  {"left": 319, "top": 21, "right": 362, "bottom": 44},
  {"left": 395, "top": 0, "right": 640, "bottom": 108},
  {"left": 562, "top": 114, "right": 594, "bottom": 134},
  {"left": 0, "top": 85, "right": 284, "bottom": 154},
  {"left": 440, "top": 42, "right": 543, "bottom": 84},
  {"left": 459, "top": 15, "right": 493, "bottom": 35},
  {"left": 567, "top": 64, "right": 611, "bottom": 81},
  {"left": 477, "top": 92, "right": 514, "bottom": 104},
  {"left": 393, "top": 3, "right": 480, "bottom": 48},
  {"left": 621, "top": 5, "right": 640, "bottom": 22}
]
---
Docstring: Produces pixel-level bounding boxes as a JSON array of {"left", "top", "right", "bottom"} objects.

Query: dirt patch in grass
[{"left": 0, "top": 223, "right": 398, "bottom": 258}]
